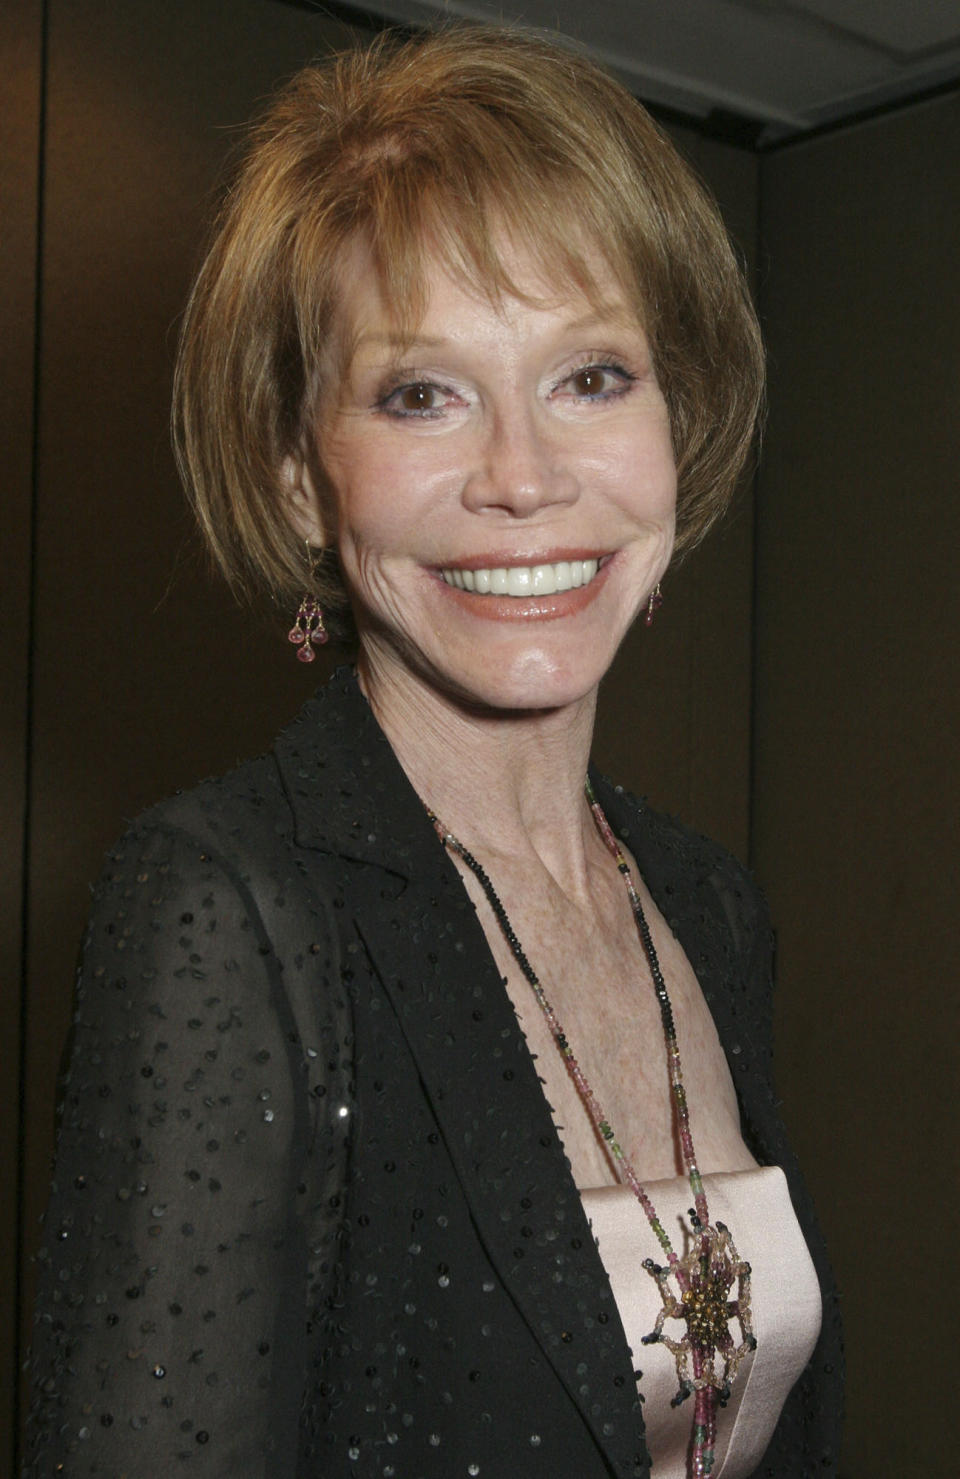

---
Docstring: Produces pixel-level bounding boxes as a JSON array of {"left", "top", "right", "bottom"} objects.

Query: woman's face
[{"left": 298, "top": 240, "right": 677, "bottom": 716}]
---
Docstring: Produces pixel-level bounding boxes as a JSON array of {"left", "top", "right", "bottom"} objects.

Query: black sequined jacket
[{"left": 25, "top": 670, "right": 843, "bottom": 1478}]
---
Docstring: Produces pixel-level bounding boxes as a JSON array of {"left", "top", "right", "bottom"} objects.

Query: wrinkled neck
[{"left": 357, "top": 650, "right": 602, "bottom": 900}]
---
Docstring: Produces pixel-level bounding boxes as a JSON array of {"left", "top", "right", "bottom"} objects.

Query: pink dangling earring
[
  {"left": 288, "top": 543, "right": 329, "bottom": 663},
  {"left": 644, "top": 582, "right": 663, "bottom": 627}
]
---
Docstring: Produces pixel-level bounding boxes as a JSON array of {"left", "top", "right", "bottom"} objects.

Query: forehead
[{"left": 330, "top": 233, "right": 642, "bottom": 365}]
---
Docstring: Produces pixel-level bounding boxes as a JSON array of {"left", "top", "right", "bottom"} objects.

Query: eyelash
[{"left": 375, "top": 357, "right": 637, "bottom": 419}]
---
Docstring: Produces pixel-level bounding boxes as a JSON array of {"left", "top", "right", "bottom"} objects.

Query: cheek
[
  {"left": 324, "top": 443, "right": 392, "bottom": 550},
  {"left": 325, "top": 428, "right": 440, "bottom": 548},
  {"left": 592, "top": 426, "right": 677, "bottom": 519},
  {"left": 660, "top": 459, "right": 679, "bottom": 522},
  {"left": 329, "top": 473, "right": 421, "bottom": 603},
  {"left": 638, "top": 415, "right": 678, "bottom": 510}
]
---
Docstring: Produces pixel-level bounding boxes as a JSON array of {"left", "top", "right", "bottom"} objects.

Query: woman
[{"left": 24, "top": 26, "right": 842, "bottom": 1479}]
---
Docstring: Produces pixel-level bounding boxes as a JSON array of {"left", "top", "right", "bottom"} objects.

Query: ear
[{"left": 281, "top": 449, "right": 328, "bottom": 548}]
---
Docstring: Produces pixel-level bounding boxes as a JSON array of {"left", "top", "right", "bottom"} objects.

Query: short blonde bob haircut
[{"left": 174, "top": 25, "right": 764, "bottom": 636}]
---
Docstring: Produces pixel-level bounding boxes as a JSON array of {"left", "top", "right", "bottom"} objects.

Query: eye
[
  {"left": 562, "top": 361, "right": 635, "bottom": 400},
  {"left": 398, "top": 383, "right": 440, "bottom": 412},
  {"left": 379, "top": 380, "right": 452, "bottom": 417}
]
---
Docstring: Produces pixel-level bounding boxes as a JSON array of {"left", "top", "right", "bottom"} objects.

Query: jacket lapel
[
  {"left": 274, "top": 673, "right": 645, "bottom": 1475},
  {"left": 352, "top": 873, "right": 645, "bottom": 1473}
]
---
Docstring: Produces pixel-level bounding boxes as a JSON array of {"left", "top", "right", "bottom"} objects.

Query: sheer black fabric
[{"left": 24, "top": 670, "right": 842, "bottom": 1477}]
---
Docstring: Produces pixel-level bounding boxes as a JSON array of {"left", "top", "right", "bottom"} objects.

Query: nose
[{"left": 460, "top": 405, "right": 579, "bottom": 517}]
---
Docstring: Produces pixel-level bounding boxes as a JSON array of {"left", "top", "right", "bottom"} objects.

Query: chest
[{"left": 459, "top": 867, "right": 755, "bottom": 1188}]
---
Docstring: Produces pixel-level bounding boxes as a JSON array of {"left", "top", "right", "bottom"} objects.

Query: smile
[{"left": 439, "top": 558, "right": 601, "bottom": 596}]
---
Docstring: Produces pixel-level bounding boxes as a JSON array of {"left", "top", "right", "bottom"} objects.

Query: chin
[
  {"left": 426, "top": 641, "right": 611, "bottom": 717},
  {"left": 360, "top": 595, "right": 633, "bottom": 719}
]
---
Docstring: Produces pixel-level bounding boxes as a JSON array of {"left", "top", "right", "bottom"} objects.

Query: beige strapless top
[{"left": 582, "top": 1167, "right": 821, "bottom": 1478}]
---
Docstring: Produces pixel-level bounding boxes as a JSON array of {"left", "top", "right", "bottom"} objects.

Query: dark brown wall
[
  {"left": 1, "top": 0, "right": 44, "bottom": 1458},
  {"left": 755, "top": 94, "right": 960, "bottom": 1479}
]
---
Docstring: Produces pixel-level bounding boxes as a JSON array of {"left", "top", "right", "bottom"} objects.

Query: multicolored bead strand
[{"left": 429, "top": 781, "right": 756, "bottom": 1478}]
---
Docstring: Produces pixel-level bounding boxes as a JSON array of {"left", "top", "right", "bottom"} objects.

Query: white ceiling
[{"left": 360, "top": 0, "right": 960, "bottom": 143}]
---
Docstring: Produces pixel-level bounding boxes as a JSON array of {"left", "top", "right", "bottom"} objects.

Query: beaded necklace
[{"left": 429, "top": 779, "right": 756, "bottom": 1479}]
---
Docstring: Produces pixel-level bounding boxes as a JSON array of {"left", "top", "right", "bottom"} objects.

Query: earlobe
[{"left": 281, "top": 451, "right": 327, "bottom": 547}]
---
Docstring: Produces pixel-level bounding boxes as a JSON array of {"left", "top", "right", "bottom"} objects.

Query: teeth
[
  {"left": 506, "top": 567, "right": 532, "bottom": 596},
  {"left": 441, "top": 559, "right": 599, "bottom": 596}
]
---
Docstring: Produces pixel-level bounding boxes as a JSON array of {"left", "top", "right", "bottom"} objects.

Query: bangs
[{"left": 323, "top": 123, "right": 646, "bottom": 354}]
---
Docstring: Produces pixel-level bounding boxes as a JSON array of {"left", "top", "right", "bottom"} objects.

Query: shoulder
[
  {"left": 87, "top": 747, "right": 351, "bottom": 1085},
  {"left": 131, "top": 748, "right": 293, "bottom": 861},
  {"left": 86, "top": 752, "right": 297, "bottom": 966},
  {"left": 84, "top": 750, "right": 310, "bottom": 1008}
]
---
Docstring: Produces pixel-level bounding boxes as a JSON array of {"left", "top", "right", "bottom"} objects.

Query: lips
[{"left": 439, "top": 558, "right": 600, "bottom": 596}]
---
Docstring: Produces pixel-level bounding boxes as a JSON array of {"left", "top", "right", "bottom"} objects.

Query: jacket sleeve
[{"left": 22, "top": 820, "right": 337, "bottom": 1478}]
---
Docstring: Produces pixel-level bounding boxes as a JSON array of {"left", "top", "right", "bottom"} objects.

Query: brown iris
[
  {"left": 570, "top": 367, "right": 609, "bottom": 396},
  {"left": 399, "top": 383, "right": 435, "bottom": 411}
]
